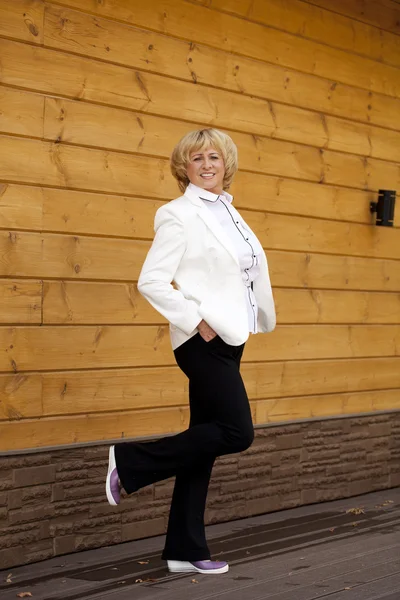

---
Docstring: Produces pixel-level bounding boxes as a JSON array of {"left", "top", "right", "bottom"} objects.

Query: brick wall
[{"left": 1, "top": 412, "right": 399, "bottom": 569}]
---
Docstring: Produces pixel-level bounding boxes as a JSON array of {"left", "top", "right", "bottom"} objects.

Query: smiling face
[{"left": 186, "top": 147, "right": 225, "bottom": 195}]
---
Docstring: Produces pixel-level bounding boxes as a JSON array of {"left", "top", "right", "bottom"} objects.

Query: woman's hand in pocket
[{"left": 198, "top": 319, "right": 217, "bottom": 342}]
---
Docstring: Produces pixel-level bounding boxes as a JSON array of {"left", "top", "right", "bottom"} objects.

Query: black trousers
[{"left": 114, "top": 333, "right": 254, "bottom": 561}]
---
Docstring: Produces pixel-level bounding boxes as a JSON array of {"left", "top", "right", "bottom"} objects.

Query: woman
[{"left": 106, "top": 128, "right": 276, "bottom": 575}]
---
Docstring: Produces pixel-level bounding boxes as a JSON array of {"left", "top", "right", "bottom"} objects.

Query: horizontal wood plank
[
  {"left": 242, "top": 209, "right": 400, "bottom": 260},
  {"left": 0, "top": 324, "right": 399, "bottom": 372},
  {"left": 274, "top": 288, "right": 400, "bottom": 324},
  {"left": 0, "top": 230, "right": 149, "bottom": 280},
  {"left": 233, "top": 175, "right": 381, "bottom": 226},
  {"left": 0, "top": 136, "right": 177, "bottom": 197},
  {"left": 0, "top": 184, "right": 162, "bottom": 236},
  {"left": 0, "top": 372, "right": 43, "bottom": 421},
  {"left": 42, "top": 281, "right": 400, "bottom": 325},
  {"left": 49, "top": 0, "right": 400, "bottom": 99},
  {"left": 2, "top": 135, "right": 400, "bottom": 200},
  {"left": 0, "top": 87, "right": 44, "bottom": 137},
  {"left": 1, "top": 181, "right": 388, "bottom": 235},
  {"left": 0, "top": 407, "right": 190, "bottom": 451},
  {"left": 1, "top": 387, "right": 399, "bottom": 450},
  {"left": 2, "top": 356, "right": 399, "bottom": 421},
  {"left": 2, "top": 212, "right": 400, "bottom": 283},
  {"left": 0, "top": 0, "right": 44, "bottom": 44},
  {"left": 43, "top": 96, "right": 400, "bottom": 166},
  {"left": 40, "top": 5, "right": 400, "bottom": 133},
  {"left": 302, "top": 0, "right": 400, "bottom": 36},
  {"left": 2, "top": 230, "right": 400, "bottom": 290},
  {"left": 205, "top": 0, "right": 400, "bottom": 69},
  {"left": 271, "top": 251, "right": 400, "bottom": 292},
  {"left": 244, "top": 357, "right": 400, "bottom": 400},
  {"left": 0, "top": 279, "right": 41, "bottom": 324},
  {"left": 254, "top": 388, "right": 400, "bottom": 423}
]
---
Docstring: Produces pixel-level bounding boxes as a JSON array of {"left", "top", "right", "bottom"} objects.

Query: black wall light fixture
[{"left": 370, "top": 189, "right": 396, "bottom": 227}]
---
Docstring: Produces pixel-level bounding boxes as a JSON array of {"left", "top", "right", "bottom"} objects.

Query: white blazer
[{"left": 138, "top": 185, "right": 276, "bottom": 349}]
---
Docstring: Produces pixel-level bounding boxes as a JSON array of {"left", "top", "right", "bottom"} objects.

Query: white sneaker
[{"left": 167, "top": 560, "right": 229, "bottom": 574}]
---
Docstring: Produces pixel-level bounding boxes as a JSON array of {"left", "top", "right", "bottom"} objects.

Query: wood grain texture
[
  {"left": 4, "top": 355, "right": 400, "bottom": 413},
  {"left": 242, "top": 209, "right": 400, "bottom": 260},
  {"left": 1, "top": 357, "right": 399, "bottom": 422},
  {"left": 1, "top": 180, "right": 389, "bottom": 234},
  {"left": 0, "top": 0, "right": 44, "bottom": 44},
  {"left": 254, "top": 388, "right": 400, "bottom": 423},
  {"left": 2, "top": 230, "right": 400, "bottom": 290},
  {"left": 0, "top": 280, "right": 42, "bottom": 324},
  {"left": 0, "top": 87, "right": 44, "bottom": 137},
  {"left": 43, "top": 96, "right": 400, "bottom": 164},
  {"left": 0, "top": 324, "right": 399, "bottom": 373},
  {"left": 50, "top": 0, "right": 400, "bottom": 98},
  {"left": 0, "top": 39, "right": 279, "bottom": 138},
  {"left": 0, "top": 184, "right": 161, "bottom": 237},
  {"left": 2, "top": 213, "right": 400, "bottom": 286},
  {"left": 3, "top": 33, "right": 400, "bottom": 138},
  {"left": 1, "top": 0, "right": 400, "bottom": 451},
  {"left": 204, "top": 0, "right": 400, "bottom": 69},
  {"left": 270, "top": 251, "right": 400, "bottom": 292},
  {"left": 41, "top": 4, "right": 400, "bottom": 132},
  {"left": 0, "top": 184, "right": 44, "bottom": 231},
  {"left": 0, "top": 181, "right": 381, "bottom": 236},
  {"left": 0, "top": 136, "right": 176, "bottom": 197},
  {"left": 302, "top": 0, "right": 400, "bottom": 36},
  {"left": 2, "top": 133, "right": 400, "bottom": 195},
  {"left": 43, "top": 6, "right": 400, "bottom": 148},
  {"left": 0, "top": 230, "right": 149, "bottom": 280},
  {"left": 0, "top": 407, "right": 190, "bottom": 451},
  {"left": 1, "top": 387, "right": 399, "bottom": 450},
  {"left": 42, "top": 281, "right": 400, "bottom": 325}
]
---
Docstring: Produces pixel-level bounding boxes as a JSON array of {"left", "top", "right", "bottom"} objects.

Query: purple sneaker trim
[
  {"left": 191, "top": 561, "right": 228, "bottom": 571},
  {"left": 106, "top": 446, "right": 121, "bottom": 506}
]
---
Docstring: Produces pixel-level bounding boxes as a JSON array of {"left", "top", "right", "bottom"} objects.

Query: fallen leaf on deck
[
  {"left": 138, "top": 561, "right": 149, "bottom": 565},
  {"left": 352, "top": 522, "right": 359, "bottom": 527},
  {"left": 344, "top": 587, "right": 351, "bottom": 590},
  {"left": 16, "top": 594, "right": 32, "bottom": 598},
  {"left": 135, "top": 579, "right": 143, "bottom": 583},
  {"left": 346, "top": 507, "right": 364, "bottom": 515},
  {"left": 329, "top": 528, "right": 335, "bottom": 532},
  {"left": 6, "top": 573, "right": 13, "bottom": 583},
  {"left": 191, "top": 579, "right": 199, "bottom": 584}
]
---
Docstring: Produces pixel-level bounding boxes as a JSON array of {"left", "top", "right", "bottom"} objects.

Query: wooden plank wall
[{"left": 1, "top": 0, "right": 400, "bottom": 452}]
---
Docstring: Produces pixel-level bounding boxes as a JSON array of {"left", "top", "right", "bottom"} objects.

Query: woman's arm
[{"left": 137, "top": 206, "right": 202, "bottom": 335}]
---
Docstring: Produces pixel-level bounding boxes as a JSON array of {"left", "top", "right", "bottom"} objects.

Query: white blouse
[{"left": 188, "top": 183, "right": 263, "bottom": 333}]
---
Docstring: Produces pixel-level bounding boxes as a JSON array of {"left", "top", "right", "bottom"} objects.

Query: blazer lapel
[{"left": 184, "top": 189, "right": 239, "bottom": 266}]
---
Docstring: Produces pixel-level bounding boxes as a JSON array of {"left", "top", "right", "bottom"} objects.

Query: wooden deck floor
[{"left": 1, "top": 487, "right": 400, "bottom": 600}]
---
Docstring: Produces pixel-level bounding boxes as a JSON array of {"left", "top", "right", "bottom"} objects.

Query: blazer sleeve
[{"left": 137, "top": 205, "right": 202, "bottom": 335}]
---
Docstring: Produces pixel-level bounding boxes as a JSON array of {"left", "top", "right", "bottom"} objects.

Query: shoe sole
[
  {"left": 167, "top": 561, "right": 229, "bottom": 574},
  {"left": 106, "top": 446, "right": 118, "bottom": 506}
]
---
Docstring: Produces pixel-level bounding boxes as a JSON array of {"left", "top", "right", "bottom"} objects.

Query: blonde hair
[{"left": 170, "top": 128, "right": 238, "bottom": 193}]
